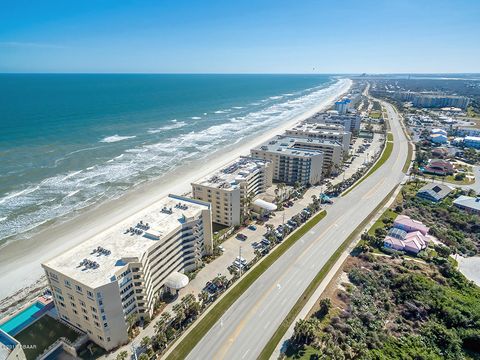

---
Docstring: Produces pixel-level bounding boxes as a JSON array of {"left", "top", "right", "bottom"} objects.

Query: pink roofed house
[
  {"left": 383, "top": 217, "right": 434, "bottom": 255},
  {"left": 393, "top": 215, "right": 429, "bottom": 235},
  {"left": 403, "top": 231, "right": 428, "bottom": 254},
  {"left": 384, "top": 236, "right": 405, "bottom": 251}
]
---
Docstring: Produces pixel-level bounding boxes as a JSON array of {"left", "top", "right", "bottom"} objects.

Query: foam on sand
[{"left": 0, "top": 78, "right": 352, "bottom": 300}]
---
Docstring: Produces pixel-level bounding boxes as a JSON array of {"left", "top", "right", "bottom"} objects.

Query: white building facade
[
  {"left": 42, "top": 195, "right": 213, "bottom": 351},
  {"left": 191, "top": 157, "right": 273, "bottom": 226}
]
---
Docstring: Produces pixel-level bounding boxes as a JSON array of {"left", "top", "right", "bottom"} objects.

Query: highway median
[
  {"left": 165, "top": 210, "right": 327, "bottom": 360},
  {"left": 258, "top": 186, "right": 399, "bottom": 360}
]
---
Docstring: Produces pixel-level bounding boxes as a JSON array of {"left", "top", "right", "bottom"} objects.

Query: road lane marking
[{"left": 241, "top": 349, "right": 250, "bottom": 359}]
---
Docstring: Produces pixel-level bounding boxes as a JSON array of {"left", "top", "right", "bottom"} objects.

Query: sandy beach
[{"left": 0, "top": 78, "right": 352, "bottom": 306}]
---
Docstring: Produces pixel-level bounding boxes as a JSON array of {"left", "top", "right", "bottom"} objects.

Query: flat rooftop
[
  {"left": 288, "top": 123, "right": 349, "bottom": 136},
  {"left": 43, "top": 195, "right": 209, "bottom": 288},
  {"left": 192, "top": 157, "right": 269, "bottom": 190},
  {"left": 253, "top": 135, "right": 340, "bottom": 157}
]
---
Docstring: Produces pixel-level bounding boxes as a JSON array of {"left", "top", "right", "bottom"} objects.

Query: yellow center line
[{"left": 211, "top": 219, "right": 341, "bottom": 359}]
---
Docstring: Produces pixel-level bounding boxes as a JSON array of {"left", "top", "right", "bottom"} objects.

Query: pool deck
[{"left": 0, "top": 297, "right": 53, "bottom": 336}]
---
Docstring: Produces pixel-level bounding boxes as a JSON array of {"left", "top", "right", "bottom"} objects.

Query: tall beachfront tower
[
  {"left": 191, "top": 156, "right": 273, "bottom": 226},
  {"left": 42, "top": 195, "right": 212, "bottom": 351}
]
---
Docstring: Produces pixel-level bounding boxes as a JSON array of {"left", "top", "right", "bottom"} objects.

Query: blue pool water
[{"left": 0, "top": 302, "right": 45, "bottom": 335}]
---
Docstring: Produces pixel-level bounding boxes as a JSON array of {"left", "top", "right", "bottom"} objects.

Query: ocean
[{"left": 0, "top": 74, "right": 342, "bottom": 244}]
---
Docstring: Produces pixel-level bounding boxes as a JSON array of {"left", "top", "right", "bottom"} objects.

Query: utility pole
[
  {"left": 131, "top": 343, "right": 138, "bottom": 360},
  {"left": 239, "top": 246, "right": 242, "bottom": 277}
]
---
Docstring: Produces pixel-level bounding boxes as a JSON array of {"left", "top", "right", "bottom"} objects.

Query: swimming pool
[{"left": 0, "top": 302, "right": 45, "bottom": 335}]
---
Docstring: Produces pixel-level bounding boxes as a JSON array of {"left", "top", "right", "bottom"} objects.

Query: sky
[{"left": 0, "top": 0, "right": 479, "bottom": 73}]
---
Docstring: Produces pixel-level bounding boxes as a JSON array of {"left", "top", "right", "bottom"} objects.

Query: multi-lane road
[{"left": 184, "top": 98, "right": 409, "bottom": 360}]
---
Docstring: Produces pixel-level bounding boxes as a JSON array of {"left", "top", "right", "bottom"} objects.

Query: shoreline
[{"left": 0, "top": 78, "right": 352, "bottom": 307}]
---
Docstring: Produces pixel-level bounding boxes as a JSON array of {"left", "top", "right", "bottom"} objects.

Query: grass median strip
[
  {"left": 403, "top": 142, "right": 414, "bottom": 173},
  {"left": 258, "top": 186, "right": 398, "bottom": 360},
  {"left": 343, "top": 134, "right": 394, "bottom": 196},
  {"left": 165, "top": 210, "right": 327, "bottom": 360}
]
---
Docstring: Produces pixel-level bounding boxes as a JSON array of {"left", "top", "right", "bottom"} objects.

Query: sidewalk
[{"left": 271, "top": 183, "right": 405, "bottom": 359}]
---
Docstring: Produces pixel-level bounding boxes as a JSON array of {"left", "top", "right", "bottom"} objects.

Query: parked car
[
  {"left": 248, "top": 225, "right": 257, "bottom": 231},
  {"left": 261, "top": 238, "right": 271, "bottom": 246},
  {"left": 236, "top": 233, "right": 248, "bottom": 240}
]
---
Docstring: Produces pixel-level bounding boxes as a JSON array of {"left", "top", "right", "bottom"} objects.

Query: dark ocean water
[{"left": 0, "top": 74, "right": 342, "bottom": 243}]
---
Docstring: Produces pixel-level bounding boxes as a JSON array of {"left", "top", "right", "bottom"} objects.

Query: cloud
[{"left": 0, "top": 41, "right": 67, "bottom": 49}]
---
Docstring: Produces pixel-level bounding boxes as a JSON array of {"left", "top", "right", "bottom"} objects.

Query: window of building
[
  {"left": 87, "top": 291, "right": 94, "bottom": 298},
  {"left": 84, "top": 315, "right": 89, "bottom": 321},
  {"left": 104, "top": 322, "right": 108, "bottom": 328},
  {"left": 75, "top": 285, "right": 82, "bottom": 293},
  {"left": 98, "top": 335, "right": 103, "bottom": 341},
  {"left": 64, "top": 279, "right": 71, "bottom": 288},
  {"left": 94, "top": 321, "right": 100, "bottom": 328},
  {"left": 107, "top": 337, "right": 111, "bottom": 342},
  {"left": 90, "top": 306, "right": 97, "bottom": 313}
]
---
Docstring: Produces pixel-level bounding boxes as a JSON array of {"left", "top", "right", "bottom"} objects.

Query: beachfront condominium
[
  {"left": 250, "top": 136, "right": 325, "bottom": 185},
  {"left": 334, "top": 98, "right": 351, "bottom": 114},
  {"left": 252, "top": 135, "right": 343, "bottom": 176},
  {"left": 308, "top": 112, "right": 361, "bottom": 133},
  {"left": 285, "top": 123, "right": 351, "bottom": 153},
  {"left": 191, "top": 156, "right": 273, "bottom": 227},
  {"left": 42, "top": 195, "right": 213, "bottom": 351}
]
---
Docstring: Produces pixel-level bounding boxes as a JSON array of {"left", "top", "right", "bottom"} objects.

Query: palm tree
[
  {"left": 116, "top": 351, "right": 128, "bottom": 360},
  {"left": 243, "top": 193, "right": 255, "bottom": 224},
  {"left": 172, "top": 303, "right": 186, "bottom": 329},
  {"left": 140, "top": 336, "right": 151, "bottom": 349},
  {"left": 126, "top": 313, "right": 137, "bottom": 330},
  {"left": 154, "top": 312, "right": 171, "bottom": 334},
  {"left": 199, "top": 291, "right": 210, "bottom": 306},
  {"left": 265, "top": 224, "right": 274, "bottom": 235},
  {"left": 293, "top": 319, "right": 317, "bottom": 345}
]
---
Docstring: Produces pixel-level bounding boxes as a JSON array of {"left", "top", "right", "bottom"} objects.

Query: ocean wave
[
  {"left": 0, "top": 78, "right": 351, "bottom": 242},
  {"left": 232, "top": 106, "right": 244, "bottom": 109},
  {"left": 269, "top": 95, "right": 283, "bottom": 100},
  {"left": 147, "top": 121, "right": 187, "bottom": 133},
  {"left": 100, "top": 135, "right": 136, "bottom": 143},
  {"left": 191, "top": 116, "right": 202, "bottom": 120}
]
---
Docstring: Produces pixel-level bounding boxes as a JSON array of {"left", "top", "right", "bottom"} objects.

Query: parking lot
[{"left": 151, "top": 134, "right": 385, "bottom": 316}]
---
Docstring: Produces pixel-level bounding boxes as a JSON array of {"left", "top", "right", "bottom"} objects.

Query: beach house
[{"left": 384, "top": 215, "right": 434, "bottom": 254}]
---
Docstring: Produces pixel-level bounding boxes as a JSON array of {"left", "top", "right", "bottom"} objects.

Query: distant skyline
[{"left": 1, "top": 0, "right": 479, "bottom": 73}]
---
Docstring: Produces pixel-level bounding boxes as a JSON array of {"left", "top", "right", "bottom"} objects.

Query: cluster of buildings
[
  {"left": 35, "top": 106, "right": 365, "bottom": 351},
  {"left": 430, "top": 128, "right": 448, "bottom": 144},
  {"left": 334, "top": 98, "right": 351, "bottom": 114},
  {"left": 394, "top": 92, "right": 470, "bottom": 110},
  {"left": 383, "top": 215, "right": 436, "bottom": 254}
]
